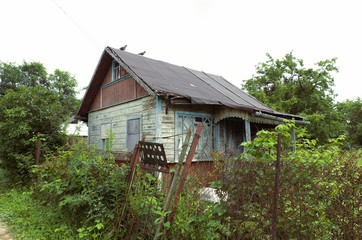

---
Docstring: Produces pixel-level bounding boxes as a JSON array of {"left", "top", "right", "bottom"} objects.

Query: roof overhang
[
  {"left": 76, "top": 47, "right": 157, "bottom": 120},
  {"left": 214, "top": 106, "right": 309, "bottom": 125}
]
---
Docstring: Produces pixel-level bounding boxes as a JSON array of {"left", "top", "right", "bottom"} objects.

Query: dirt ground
[{"left": 0, "top": 220, "right": 14, "bottom": 240}]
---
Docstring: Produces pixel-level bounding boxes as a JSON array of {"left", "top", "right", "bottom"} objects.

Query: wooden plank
[
  {"left": 245, "top": 119, "right": 251, "bottom": 142},
  {"left": 88, "top": 96, "right": 156, "bottom": 151}
]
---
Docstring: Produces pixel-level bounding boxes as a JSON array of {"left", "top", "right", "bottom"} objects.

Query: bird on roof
[
  {"left": 120, "top": 45, "right": 127, "bottom": 51},
  {"left": 138, "top": 51, "right": 146, "bottom": 56}
]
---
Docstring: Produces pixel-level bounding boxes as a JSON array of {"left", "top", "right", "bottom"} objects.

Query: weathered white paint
[
  {"left": 88, "top": 96, "right": 156, "bottom": 151},
  {"left": 155, "top": 96, "right": 162, "bottom": 143}
]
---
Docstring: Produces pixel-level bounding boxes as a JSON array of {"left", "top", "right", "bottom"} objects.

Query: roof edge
[
  {"left": 76, "top": 48, "right": 109, "bottom": 117},
  {"left": 106, "top": 47, "right": 156, "bottom": 97}
]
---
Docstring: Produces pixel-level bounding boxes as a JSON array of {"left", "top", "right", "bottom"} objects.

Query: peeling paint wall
[{"left": 88, "top": 96, "right": 156, "bottom": 151}]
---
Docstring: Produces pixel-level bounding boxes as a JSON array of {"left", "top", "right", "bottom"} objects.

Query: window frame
[
  {"left": 100, "top": 121, "right": 111, "bottom": 150},
  {"left": 126, "top": 115, "right": 142, "bottom": 151},
  {"left": 112, "top": 60, "right": 121, "bottom": 82},
  {"left": 175, "top": 111, "right": 216, "bottom": 161}
]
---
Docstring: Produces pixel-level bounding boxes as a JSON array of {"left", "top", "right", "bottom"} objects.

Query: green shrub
[
  {"left": 32, "top": 138, "right": 129, "bottom": 238},
  {"left": 0, "top": 85, "right": 66, "bottom": 184},
  {"left": 168, "top": 177, "right": 230, "bottom": 239},
  {"left": 213, "top": 123, "right": 361, "bottom": 239}
]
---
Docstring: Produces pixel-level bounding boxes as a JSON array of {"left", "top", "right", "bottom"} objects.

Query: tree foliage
[
  {"left": 336, "top": 98, "right": 362, "bottom": 149},
  {"left": 0, "top": 86, "right": 66, "bottom": 182},
  {"left": 0, "top": 61, "right": 80, "bottom": 117},
  {"left": 242, "top": 52, "right": 346, "bottom": 144},
  {"left": 0, "top": 61, "right": 81, "bottom": 183}
]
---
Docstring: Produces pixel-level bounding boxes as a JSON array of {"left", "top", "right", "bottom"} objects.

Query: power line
[{"left": 51, "top": 0, "right": 101, "bottom": 49}]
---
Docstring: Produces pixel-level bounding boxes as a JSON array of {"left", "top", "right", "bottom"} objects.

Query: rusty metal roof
[{"left": 77, "top": 46, "right": 305, "bottom": 121}]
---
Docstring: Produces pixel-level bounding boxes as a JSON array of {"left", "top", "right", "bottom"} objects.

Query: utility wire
[{"left": 51, "top": 0, "right": 101, "bottom": 49}]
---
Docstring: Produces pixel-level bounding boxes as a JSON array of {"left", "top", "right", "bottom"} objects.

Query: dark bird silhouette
[
  {"left": 138, "top": 51, "right": 146, "bottom": 56},
  {"left": 120, "top": 45, "right": 127, "bottom": 51}
]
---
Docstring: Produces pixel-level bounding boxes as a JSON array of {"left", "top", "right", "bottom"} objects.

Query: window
[
  {"left": 126, "top": 117, "right": 141, "bottom": 150},
  {"left": 175, "top": 111, "right": 215, "bottom": 161},
  {"left": 100, "top": 122, "right": 111, "bottom": 149},
  {"left": 112, "top": 60, "right": 121, "bottom": 81}
]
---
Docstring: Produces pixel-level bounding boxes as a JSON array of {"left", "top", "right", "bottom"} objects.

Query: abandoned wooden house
[{"left": 75, "top": 46, "right": 307, "bottom": 163}]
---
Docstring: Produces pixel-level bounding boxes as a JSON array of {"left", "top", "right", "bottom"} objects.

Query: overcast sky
[{"left": 1, "top": 0, "right": 361, "bottom": 102}]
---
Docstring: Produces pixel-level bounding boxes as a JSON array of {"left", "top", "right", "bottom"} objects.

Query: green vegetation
[
  {"left": 336, "top": 98, "right": 362, "bottom": 148},
  {"left": 0, "top": 61, "right": 80, "bottom": 117},
  {"left": 32, "top": 138, "right": 129, "bottom": 239},
  {"left": 1, "top": 124, "right": 360, "bottom": 239},
  {"left": 212, "top": 123, "right": 361, "bottom": 239},
  {"left": 0, "top": 186, "right": 77, "bottom": 239},
  {"left": 242, "top": 52, "right": 362, "bottom": 148},
  {"left": 0, "top": 85, "right": 66, "bottom": 183},
  {"left": 0, "top": 61, "right": 80, "bottom": 184},
  {"left": 0, "top": 58, "right": 361, "bottom": 239}
]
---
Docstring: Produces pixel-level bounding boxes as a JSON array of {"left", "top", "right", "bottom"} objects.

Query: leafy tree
[
  {"left": 0, "top": 61, "right": 80, "bottom": 117},
  {"left": 0, "top": 86, "right": 66, "bottom": 182},
  {"left": 242, "top": 52, "right": 343, "bottom": 144},
  {"left": 0, "top": 62, "right": 24, "bottom": 95},
  {"left": 336, "top": 98, "right": 362, "bottom": 149},
  {"left": 20, "top": 61, "right": 49, "bottom": 88},
  {"left": 49, "top": 69, "right": 81, "bottom": 117}
]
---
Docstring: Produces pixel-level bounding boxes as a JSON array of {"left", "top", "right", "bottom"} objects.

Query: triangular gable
[{"left": 77, "top": 48, "right": 153, "bottom": 118}]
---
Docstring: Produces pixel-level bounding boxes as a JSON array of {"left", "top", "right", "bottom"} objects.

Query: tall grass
[{"left": 0, "top": 186, "right": 78, "bottom": 239}]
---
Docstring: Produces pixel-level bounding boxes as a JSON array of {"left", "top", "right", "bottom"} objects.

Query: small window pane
[
  {"left": 127, "top": 119, "right": 140, "bottom": 134},
  {"left": 127, "top": 118, "right": 141, "bottom": 150},
  {"left": 113, "top": 61, "right": 121, "bottom": 81},
  {"left": 175, "top": 112, "right": 215, "bottom": 161},
  {"left": 101, "top": 123, "right": 111, "bottom": 139}
]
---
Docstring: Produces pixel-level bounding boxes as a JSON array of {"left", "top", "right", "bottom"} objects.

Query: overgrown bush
[
  {"left": 168, "top": 177, "right": 229, "bottom": 239},
  {"left": 0, "top": 85, "right": 66, "bottom": 184},
  {"left": 214, "top": 123, "right": 362, "bottom": 239},
  {"left": 32, "top": 137, "right": 129, "bottom": 239}
]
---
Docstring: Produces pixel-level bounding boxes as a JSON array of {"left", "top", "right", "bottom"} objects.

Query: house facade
[{"left": 76, "top": 47, "right": 307, "bottom": 162}]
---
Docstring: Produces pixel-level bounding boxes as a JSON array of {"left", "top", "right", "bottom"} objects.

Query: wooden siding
[
  {"left": 89, "top": 65, "right": 149, "bottom": 111},
  {"left": 102, "top": 77, "right": 135, "bottom": 107},
  {"left": 88, "top": 96, "right": 157, "bottom": 151},
  {"left": 89, "top": 88, "right": 101, "bottom": 111},
  {"left": 136, "top": 81, "right": 148, "bottom": 98},
  {"left": 89, "top": 96, "right": 251, "bottom": 162}
]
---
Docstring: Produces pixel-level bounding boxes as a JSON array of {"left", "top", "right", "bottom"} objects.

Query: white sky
[{"left": 0, "top": 0, "right": 361, "bottom": 102}]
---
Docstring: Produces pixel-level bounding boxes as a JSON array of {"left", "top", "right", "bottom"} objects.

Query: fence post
[
  {"left": 168, "top": 123, "right": 203, "bottom": 223},
  {"left": 272, "top": 133, "right": 281, "bottom": 239},
  {"left": 291, "top": 126, "right": 296, "bottom": 152},
  {"left": 153, "top": 128, "right": 193, "bottom": 240},
  {"left": 35, "top": 139, "right": 41, "bottom": 165}
]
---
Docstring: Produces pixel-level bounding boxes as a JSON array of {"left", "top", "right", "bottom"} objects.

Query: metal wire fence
[{"left": 211, "top": 146, "right": 361, "bottom": 239}]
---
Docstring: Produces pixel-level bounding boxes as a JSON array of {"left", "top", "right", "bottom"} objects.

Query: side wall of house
[{"left": 88, "top": 96, "right": 157, "bottom": 151}]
